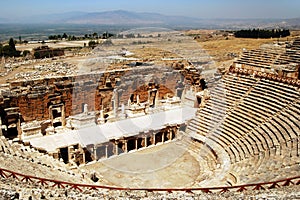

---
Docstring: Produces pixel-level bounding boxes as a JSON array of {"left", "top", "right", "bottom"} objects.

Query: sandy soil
[
  {"left": 82, "top": 141, "right": 201, "bottom": 188},
  {"left": 2, "top": 30, "right": 299, "bottom": 85},
  {"left": 15, "top": 40, "right": 91, "bottom": 51}
]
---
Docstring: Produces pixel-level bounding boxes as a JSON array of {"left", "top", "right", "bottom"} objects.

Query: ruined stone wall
[
  {"left": 0, "top": 63, "right": 201, "bottom": 135},
  {"left": 0, "top": 71, "right": 128, "bottom": 123},
  {"left": 0, "top": 67, "right": 185, "bottom": 119},
  {"left": 117, "top": 67, "right": 183, "bottom": 104}
]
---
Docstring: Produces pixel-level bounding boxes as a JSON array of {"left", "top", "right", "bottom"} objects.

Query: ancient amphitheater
[{"left": 0, "top": 37, "right": 300, "bottom": 199}]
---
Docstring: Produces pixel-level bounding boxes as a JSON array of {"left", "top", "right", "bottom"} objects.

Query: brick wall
[{"left": 0, "top": 64, "right": 200, "bottom": 126}]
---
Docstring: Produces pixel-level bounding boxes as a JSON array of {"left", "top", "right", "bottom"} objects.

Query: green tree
[
  {"left": 2, "top": 38, "right": 20, "bottom": 57},
  {"left": 2, "top": 45, "right": 13, "bottom": 57},
  {"left": 234, "top": 29, "right": 290, "bottom": 38},
  {"left": 34, "top": 51, "right": 41, "bottom": 59},
  {"left": 88, "top": 40, "right": 97, "bottom": 48},
  {"left": 62, "top": 33, "right": 68, "bottom": 39},
  {"left": 0, "top": 43, "right": 3, "bottom": 56},
  {"left": 9, "top": 38, "right": 16, "bottom": 51},
  {"left": 49, "top": 35, "right": 58, "bottom": 40},
  {"left": 22, "top": 50, "right": 30, "bottom": 57}
]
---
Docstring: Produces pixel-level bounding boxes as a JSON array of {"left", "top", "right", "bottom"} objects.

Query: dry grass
[
  {"left": 2, "top": 30, "right": 299, "bottom": 84},
  {"left": 198, "top": 37, "right": 277, "bottom": 63},
  {"left": 190, "top": 30, "right": 299, "bottom": 66},
  {"left": 130, "top": 47, "right": 179, "bottom": 62}
]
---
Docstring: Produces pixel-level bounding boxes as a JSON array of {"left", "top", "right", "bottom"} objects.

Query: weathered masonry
[
  {"left": 0, "top": 65, "right": 192, "bottom": 139},
  {"left": 28, "top": 107, "right": 197, "bottom": 165}
]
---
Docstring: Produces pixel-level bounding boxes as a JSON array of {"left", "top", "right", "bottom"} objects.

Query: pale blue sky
[{"left": 1, "top": 0, "right": 299, "bottom": 19}]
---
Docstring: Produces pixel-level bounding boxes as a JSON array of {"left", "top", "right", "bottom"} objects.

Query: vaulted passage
[
  {"left": 127, "top": 138, "right": 136, "bottom": 152},
  {"left": 5, "top": 127, "right": 18, "bottom": 140},
  {"left": 59, "top": 147, "right": 69, "bottom": 164},
  {"left": 96, "top": 145, "right": 106, "bottom": 160}
]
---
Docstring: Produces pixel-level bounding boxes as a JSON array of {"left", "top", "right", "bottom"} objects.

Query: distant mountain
[
  {"left": 56, "top": 10, "right": 201, "bottom": 26},
  {"left": 10, "top": 10, "right": 201, "bottom": 26},
  {"left": 19, "top": 11, "right": 87, "bottom": 24},
  {"left": 5, "top": 10, "right": 300, "bottom": 29},
  {"left": 0, "top": 17, "right": 12, "bottom": 23},
  {"left": 283, "top": 18, "right": 300, "bottom": 28}
]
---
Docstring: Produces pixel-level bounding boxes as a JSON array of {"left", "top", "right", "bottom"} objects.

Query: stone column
[
  {"left": 152, "top": 133, "right": 156, "bottom": 145},
  {"left": 82, "top": 148, "right": 85, "bottom": 164},
  {"left": 68, "top": 146, "right": 73, "bottom": 163},
  {"left": 112, "top": 89, "right": 118, "bottom": 117},
  {"left": 128, "top": 98, "right": 131, "bottom": 107},
  {"left": 83, "top": 104, "right": 88, "bottom": 115},
  {"left": 155, "top": 90, "right": 159, "bottom": 108},
  {"left": 174, "top": 126, "right": 179, "bottom": 139},
  {"left": 124, "top": 140, "right": 128, "bottom": 153},
  {"left": 147, "top": 91, "right": 151, "bottom": 105},
  {"left": 120, "top": 104, "right": 126, "bottom": 119},
  {"left": 93, "top": 146, "right": 97, "bottom": 160},
  {"left": 144, "top": 136, "right": 147, "bottom": 147},
  {"left": 49, "top": 106, "right": 53, "bottom": 126},
  {"left": 105, "top": 145, "right": 108, "bottom": 158},
  {"left": 98, "top": 109, "right": 105, "bottom": 124},
  {"left": 61, "top": 104, "right": 66, "bottom": 127},
  {"left": 135, "top": 139, "right": 138, "bottom": 150},
  {"left": 168, "top": 129, "right": 172, "bottom": 140},
  {"left": 176, "top": 80, "right": 184, "bottom": 99},
  {"left": 121, "top": 104, "right": 125, "bottom": 114},
  {"left": 114, "top": 141, "right": 119, "bottom": 155},
  {"left": 17, "top": 115, "right": 22, "bottom": 139},
  {"left": 162, "top": 132, "right": 165, "bottom": 143}
]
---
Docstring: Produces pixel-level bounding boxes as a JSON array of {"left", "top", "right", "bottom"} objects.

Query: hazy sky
[{"left": 1, "top": 0, "right": 299, "bottom": 19}]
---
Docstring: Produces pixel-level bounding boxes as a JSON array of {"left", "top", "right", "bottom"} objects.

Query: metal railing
[{"left": 0, "top": 167, "right": 299, "bottom": 193}]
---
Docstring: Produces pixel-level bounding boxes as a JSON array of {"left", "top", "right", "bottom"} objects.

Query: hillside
[{"left": 4, "top": 10, "right": 300, "bottom": 29}]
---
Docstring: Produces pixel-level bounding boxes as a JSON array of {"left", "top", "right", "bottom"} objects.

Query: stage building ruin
[{"left": 0, "top": 62, "right": 205, "bottom": 165}]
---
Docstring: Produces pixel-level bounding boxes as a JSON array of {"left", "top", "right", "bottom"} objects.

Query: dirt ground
[
  {"left": 81, "top": 141, "right": 201, "bottom": 188},
  {"left": 15, "top": 40, "right": 89, "bottom": 51},
  {"left": 1, "top": 30, "right": 299, "bottom": 84},
  {"left": 186, "top": 29, "right": 300, "bottom": 65}
]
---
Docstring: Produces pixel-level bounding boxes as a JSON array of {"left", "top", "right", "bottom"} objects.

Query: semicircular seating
[{"left": 187, "top": 72, "right": 300, "bottom": 186}]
